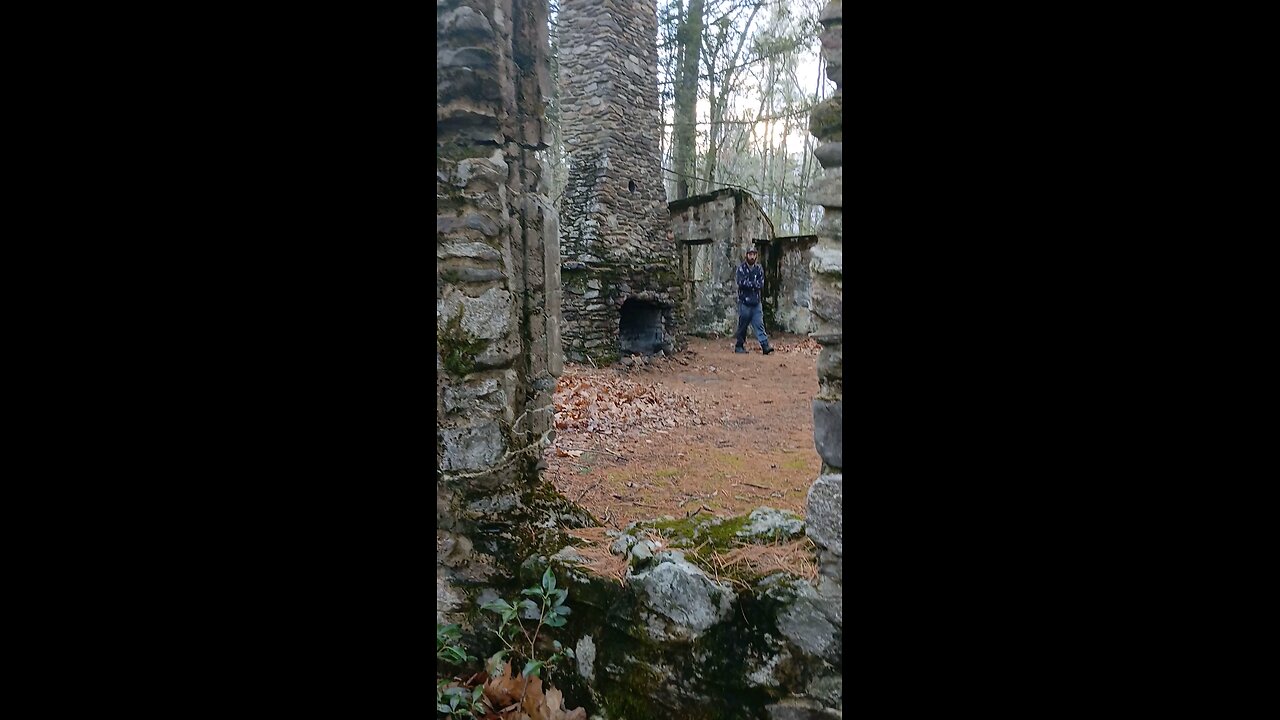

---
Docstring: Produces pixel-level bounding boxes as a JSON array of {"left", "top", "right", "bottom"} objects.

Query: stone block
[
  {"left": 819, "top": 0, "right": 843, "bottom": 24},
  {"left": 437, "top": 5, "right": 494, "bottom": 40},
  {"left": 767, "top": 699, "right": 841, "bottom": 719},
  {"left": 808, "top": 95, "right": 842, "bottom": 143},
  {"left": 437, "top": 240, "right": 501, "bottom": 262},
  {"left": 812, "top": 399, "right": 842, "bottom": 468},
  {"left": 810, "top": 246, "right": 842, "bottom": 276},
  {"left": 813, "top": 141, "right": 842, "bottom": 169},
  {"left": 630, "top": 555, "right": 736, "bottom": 641},
  {"left": 810, "top": 280, "right": 843, "bottom": 326},
  {"left": 817, "top": 344, "right": 842, "bottom": 380},
  {"left": 806, "top": 473, "right": 843, "bottom": 556},
  {"left": 438, "top": 421, "right": 505, "bottom": 472},
  {"left": 776, "top": 582, "right": 838, "bottom": 660},
  {"left": 438, "top": 287, "right": 514, "bottom": 341},
  {"left": 807, "top": 169, "right": 843, "bottom": 209}
]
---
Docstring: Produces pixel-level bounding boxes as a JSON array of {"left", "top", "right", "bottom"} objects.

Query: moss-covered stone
[
  {"left": 438, "top": 306, "right": 491, "bottom": 376},
  {"left": 808, "top": 95, "right": 842, "bottom": 142}
]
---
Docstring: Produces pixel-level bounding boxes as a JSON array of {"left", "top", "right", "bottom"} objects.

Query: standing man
[{"left": 735, "top": 247, "right": 774, "bottom": 354}]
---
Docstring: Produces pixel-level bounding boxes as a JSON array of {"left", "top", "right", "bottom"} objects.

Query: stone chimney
[{"left": 557, "top": 0, "right": 683, "bottom": 365}]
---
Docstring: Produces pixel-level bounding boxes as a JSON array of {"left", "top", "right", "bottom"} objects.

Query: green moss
[
  {"left": 643, "top": 514, "right": 752, "bottom": 551},
  {"left": 438, "top": 306, "right": 490, "bottom": 376}
]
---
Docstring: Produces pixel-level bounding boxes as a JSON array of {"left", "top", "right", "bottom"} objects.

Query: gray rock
[
  {"left": 631, "top": 556, "right": 735, "bottom": 641},
  {"left": 767, "top": 697, "right": 842, "bottom": 719},
  {"left": 629, "top": 539, "right": 655, "bottom": 562},
  {"left": 817, "top": 344, "right": 842, "bottom": 380},
  {"left": 438, "top": 422, "right": 504, "bottom": 472},
  {"left": 738, "top": 507, "right": 806, "bottom": 541},
  {"left": 610, "top": 533, "right": 636, "bottom": 555},
  {"left": 437, "top": 287, "right": 514, "bottom": 341},
  {"left": 576, "top": 635, "right": 596, "bottom": 682},
  {"left": 806, "top": 473, "right": 843, "bottom": 556},
  {"left": 444, "top": 266, "right": 506, "bottom": 283},
  {"left": 812, "top": 399, "right": 843, "bottom": 468},
  {"left": 441, "top": 375, "right": 508, "bottom": 416},
  {"left": 777, "top": 582, "right": 838, "bottom": 658},
  {"left": 474, "top": 587, "right": 501, "bottom": 611},
  {"left": 807, "top": 168, "right": 843, "bottom": 208},
  {"left": 437, "top": 241, "right": 501, "bottom": 262},
  {"left": 810, "top": 246, "right": 842, "bottom": 276},
  {"left": 813, "top": 141, "right": 842, "bottom": 169},
  {"left": 437, "top": 572, "right": 464, "bottom": 624},
  {"left": 807, "top": 674, "right": 842, "bottom": 709}
]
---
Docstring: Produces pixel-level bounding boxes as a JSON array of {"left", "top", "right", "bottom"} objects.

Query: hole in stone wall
[
  {"left": 628, "top": 179, "right": 637, "bottom": 193},
  {"left": 618, "top": 299, "right": 664, "bottom": 356}
]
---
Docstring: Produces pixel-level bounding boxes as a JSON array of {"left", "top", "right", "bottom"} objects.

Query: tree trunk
[{"left": 673, "top": 0, "right": 704, "bottom": 199}]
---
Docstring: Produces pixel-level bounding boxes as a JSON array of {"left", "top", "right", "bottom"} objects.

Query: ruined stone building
[
  {"left": 771, "top": 234, "right": 819, "bottom": 335},
  {"left": 670, "top": 188, "right": 817, "bottom": 337},
  {"left": 557, "top": 0, "right": 684, "bottom": 365},
  {"left": 437, "top": 0, "right": 843, "bottom": 716}
]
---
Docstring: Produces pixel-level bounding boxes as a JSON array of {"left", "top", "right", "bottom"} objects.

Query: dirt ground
[{"left": 545, "top": 334, "right": 821, "bottom": 529}]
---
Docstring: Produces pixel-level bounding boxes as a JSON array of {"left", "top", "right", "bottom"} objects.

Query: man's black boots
[{"left": 762, "top": 344, "right": 774, "bottom": 355}]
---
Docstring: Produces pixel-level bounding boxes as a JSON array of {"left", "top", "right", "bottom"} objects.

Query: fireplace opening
[{"left": 619, "top": 299, "right": 664, "bottom": 356}]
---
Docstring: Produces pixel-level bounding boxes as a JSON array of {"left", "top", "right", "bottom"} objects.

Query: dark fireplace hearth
[{"left": 619, "top": 299, "right": 666, "bottom": 356}]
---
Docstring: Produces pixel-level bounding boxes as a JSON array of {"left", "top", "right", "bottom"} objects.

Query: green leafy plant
[
  {"left": 437, "top": 623, "right": 477, "bottom": 667},
  {"left": 436, "top": 682, "right": 484, "bottom": 717},
  {"left": 480, "top": 566, "right": 576, "bottom": 680}
]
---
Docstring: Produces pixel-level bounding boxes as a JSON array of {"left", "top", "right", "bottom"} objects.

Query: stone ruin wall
[
  {"left": 558, "top": 0, "right": 683, "bottom": 365},
  {"left": 772, "top": 236, "right": 818, "bottom": 336},
  {"left": 784, "top": 1, "right": 844, "bottom": 716},
  {"left": 436, "top": 0, "right": 843, "bottom": 717},
  {"left": 669, "top": 190, "right": 771, "bottom": 337},
  {"left": 436, "top": 0, "right": 566, "bottom": 617}
]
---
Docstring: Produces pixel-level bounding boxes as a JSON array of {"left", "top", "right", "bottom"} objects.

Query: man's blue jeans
[{"left": 735, "top": 301, "right": 768, "bottom": 348}]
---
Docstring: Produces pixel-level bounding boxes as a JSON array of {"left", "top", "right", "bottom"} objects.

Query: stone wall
[
  {"left": 769, "top": 1, "right": 844, "bottom": 718},
  {"left": 770, "top": 235, "right": 818, "bottom": 336},
  {"left": 437, "top": 0, "right": 578, "bottom": 622},
  {"left": 558, "top": 0, "right": 683, "bottom": 365},
  {"left": 669, "top": 188, "right": 773, "bottom": 337}
]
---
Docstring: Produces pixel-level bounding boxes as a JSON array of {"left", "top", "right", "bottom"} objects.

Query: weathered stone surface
[
  {"left": 438, "top": 5, "right": 495, "bottom": 38},
  {"left": 575, "top": 634, "right": 596, "bottom": 682},
  {"left": 768, "top": 697, "right": 842, "bottom": 719},
  {"left": 806, "top": 675, "right": 842, "bottom": 709},
  {"left": 776, "top": 580, "right": 838, "bottom": 659},
  {"left": 438, "top": 287, "right": 514, "bottom": 341},
  {"left": 819, "top": 0, "right": 843, "bottom": 24},
  {"left": 437, "top": 240, "right": 502, "bottom": 261},
  {"left": 812, "top": 399, "right": 842, "bottom": 468},
  {"left": 810, "top": 280, "right": 843, "bottom": 326},
  {"left": 813, "top": 141, "right": 842, "bottom": 169},
  {"left": 437, "top": 570, "right": 465, "bottom": 624},
  {"left": 631, "top": 554, "right": 736, "bottom": 641},
  {"left": 439, "top": 421, "right": 505, "bottom": 472},
  {"left": 817, "top": 344, "right": 842, "bottom": 380},
  {"left": 807, "top": 169, "right": 844, "bottom": 209},
  {"left": 810, "top": 245, "right": 842, "bottom": 276},
  {"left": 809, "top": 95, "right": 842, "bottom": 143},
  {"left": 806, "top": 473, "right": 843, "bottom": 556},
  {"left": 738, "top": 506, "right": 806, "bottom": 540},
  {"left": 441, "top": 373, "right": 512, "bottom": 417}
]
